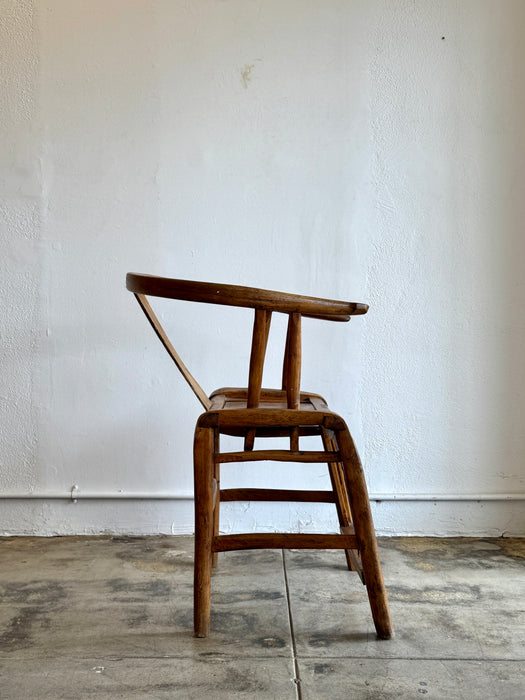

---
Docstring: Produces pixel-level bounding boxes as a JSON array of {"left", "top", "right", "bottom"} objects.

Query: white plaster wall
[{"left": 1, "top": 0, "right": 524, "bottom": 536}]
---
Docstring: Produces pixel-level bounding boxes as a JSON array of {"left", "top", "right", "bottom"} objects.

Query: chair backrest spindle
[
  {"left": 282, "top": 312, "right": 302, "bottom": 410},
  {"left": 244, "top": 308, "right": 272, "bottom": 451},
  {"left": 247, "top": 309, "right": 272, "bottom": 409}
]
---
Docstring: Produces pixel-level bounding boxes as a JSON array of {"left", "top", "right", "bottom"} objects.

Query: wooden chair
[{"left": 126, "top": 273, "right": 393, "bottom": 639}]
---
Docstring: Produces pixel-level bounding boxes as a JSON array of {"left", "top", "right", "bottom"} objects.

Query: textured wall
[{"left": 1, "top": 1, "right": 524, "bottom": 535}]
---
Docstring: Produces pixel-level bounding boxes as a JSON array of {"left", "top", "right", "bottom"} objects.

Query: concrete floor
[{"left": 0, "top": 536, "right": 523, "bottom": 699}]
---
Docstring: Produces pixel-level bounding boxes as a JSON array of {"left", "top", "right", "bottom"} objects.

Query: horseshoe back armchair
[{"left": 126, "top": 273, "right": 393, "bottom": 639}]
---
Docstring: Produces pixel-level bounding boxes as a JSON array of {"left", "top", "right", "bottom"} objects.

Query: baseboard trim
[{"left": 1, "top": 491, "right": 524, "bottom": 501}]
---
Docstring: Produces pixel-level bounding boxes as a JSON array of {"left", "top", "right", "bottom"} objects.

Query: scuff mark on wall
[{"left": 241, "top": 63, "right": 255, "bottom": 88}]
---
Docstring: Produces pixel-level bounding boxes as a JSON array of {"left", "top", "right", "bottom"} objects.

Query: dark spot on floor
[
  {"left": 169, "top": 608, "right": 193, "bottom": 630},
  {"left": 146, "top": 579, "right": 172, "bottom": 597},
  {"left": 431, "top": 609, "right": 474, "bottom": 640},
  {"left": 111, "top": 537, "right": 193, "bottom": 572},
  {"left": 0, "top": 607, "right": 50, "bottom": 651},
  {"left": 214, "top": 590, "right": 283, "bottom": 604},
  {"left": 221, "top": 666, "right": 266, "bottom": 693},
  {"left": 307, "top": 630, "right": 370, "bottom": 647},
  {"left": 296, "top": 589, "right": 365, "bottom": 606},
  {"left": 0, "top": 580, "right": 66, "bottom": 607},
  {"left": 127, "top": 607, "right": 150, "bottom": 628},
  {"left": 380, "top": 537, "right": 525, "bottom": 570},
  {"left": 225, "top": 549, "right": 282, "bottom": 567},
  {"left": 285, "top": 551, "right": 348, "bottom": 570},
  {"left": 149, "top": 665, "right": 269, "bottom": 694},
  {"left": 307, "top": 633, "right": 338, "bottom": 648},
  {"left": 210, "top": 610, "right": 260, "bottom": 636},
  {"left": 48, "top": 557, "right": 79, "bottom": 568},
  {"left": 313, "top": 662, "right": 335, "bottom": 674},
  {"left": 152, "top": 683, "right": 185, "bottom": 692},
  {"left": 106, "top": 578, "right": 172, "bottom": 599},
  {"left": 257, "top": 636, "right": 287, "bottom": 648}
]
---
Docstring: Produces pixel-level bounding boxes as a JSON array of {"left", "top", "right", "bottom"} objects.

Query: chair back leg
[{"left": 212, "top": 429, "right": 220, "bottom": 568}]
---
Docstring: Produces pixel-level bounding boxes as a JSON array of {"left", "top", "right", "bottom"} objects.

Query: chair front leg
[
  {"left": 321, "top": 427, "right": 361, "bottom": 574},
  {"left": 193, "top": 425, "right": 215, "bottom": 637},
  {"left": 335, "top": 427, "right": 394, "bottom": 640}
]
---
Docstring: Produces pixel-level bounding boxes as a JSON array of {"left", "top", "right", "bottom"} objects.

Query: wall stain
[{"left": 241, "top": 64, "right": 254, "bottom": 88}]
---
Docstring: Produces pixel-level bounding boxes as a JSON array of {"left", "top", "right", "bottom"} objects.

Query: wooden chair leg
[
  {"left": 321, "top": 428, "right": 363, "bottom": 576},
  {"left": 193, "top": 426, "right": 215, "bottom": 638},
  {"left": 335, "top": 427, "right": 394, "bottom": 640},
  {"left": 212, "top": 429, "right": 220, "bottom": 568}
]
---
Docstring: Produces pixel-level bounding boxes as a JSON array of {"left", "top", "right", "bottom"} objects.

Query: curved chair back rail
[
  {"left": 127, "top": 273, "right": 369, "bottom": 415},
  {"left": 126, "top": 273, "right": 368, "bottom": 320}
]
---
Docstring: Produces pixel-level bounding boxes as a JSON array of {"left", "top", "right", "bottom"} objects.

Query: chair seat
[
  {"left": 210, "top": 386, "right": 332, "bottom": 409},
  {"left": 205, "top": 387, "right": 339, "bottom": 437}
]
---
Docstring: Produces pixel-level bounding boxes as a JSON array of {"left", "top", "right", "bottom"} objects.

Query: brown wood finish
[
  {"left": 193, "top": 426, "right": 214, "bottom": 638},
  {"left": 210, "top": 387, "right": 328, "bottom": 403},
  {"left": 245, "top": 309, "right": 272, "bottom": 450},
  {"left": 220, "top": 488, "right": 336, "bottom": 503},
  {"left": 198, "top": 408, "right": 345, "bottom": 430},
  {"left": 284, "top": 313, "right": 302, "bottom": 451},
  {"left": 212, "top": 429, "right": 220, "bottom": 568},
  {"left": 213, "top": 533, "right": 358, "bottom": 552},
  {"left": 283, "top": 312, "right": 302, "bottom": 409},
  {"left": 133, "top": 293, "right": 211, "bottom": 410},
  {"left": 321, "top": 426, "right": 364, "bottom": 580},
  {"left": 215, "top": 449, "right": 340, "bottom": 464},
  {"left": 247, "top": 309, "right": 272, "bottom": 408},
  {"left": 127, "top": 272, "right": 392, "bottom": 640},
  {"left": 127, "top": 273, "right": 368, "bottom": 318},
  {"left": 336, "top": 427, "right": 394, "bottom": 639}
]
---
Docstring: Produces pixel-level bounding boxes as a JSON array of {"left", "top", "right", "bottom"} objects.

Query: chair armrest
[{"left": 126, "top": 273, "right": 368, "bottom": 320}]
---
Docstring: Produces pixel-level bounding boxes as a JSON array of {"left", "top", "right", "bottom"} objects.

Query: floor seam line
[
  {"left": 283, "top": 549, "right": 302, "bottom": 700},
  {"left": 3, "top": 656, "right": 524, "bottom": 662},
  {"left": 296, "top": 655, "right": 525, "bottom": 662}
]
